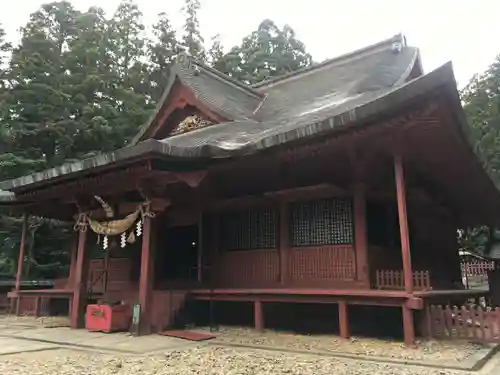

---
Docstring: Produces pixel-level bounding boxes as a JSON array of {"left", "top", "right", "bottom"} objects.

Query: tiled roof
[
  {"left": 0, "top": 190, "right": 15, "bottom": 202},
  {"left": 0, "top": 34, "right": 449, "bottom": 191}
]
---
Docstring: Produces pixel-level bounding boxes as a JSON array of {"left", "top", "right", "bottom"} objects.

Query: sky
[{"left": 3, "top": 0, "right": 500, "bottom": 87}]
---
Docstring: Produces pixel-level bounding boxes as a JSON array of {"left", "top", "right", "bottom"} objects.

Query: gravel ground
[
  {"left": 208, "top": 326, "right": 484, "bottom": 363},
  {"left": 0, "top": 315, "right": 69, "bottom": 328},
  {"left": 0, "top": 346, "right": 473, "bottom": 375}
]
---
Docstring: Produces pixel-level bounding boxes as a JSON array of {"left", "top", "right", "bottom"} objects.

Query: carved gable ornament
[{"left": 171, "top": 114, "right": 214, "bottom": 136}]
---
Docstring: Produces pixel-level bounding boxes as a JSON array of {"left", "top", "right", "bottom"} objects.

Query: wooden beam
[
  {"left": 279, "top": 201, "right": 289, "bottom": 284},
  {"left": 254, "top": 299, "right": 264, "bottom": 331},
  {"left": 197, "top": 213, "right": 203, "bottom": 283},
  {"left": 353, "top": 184, "right": 369, "bottom": 286},
  {"left": 138, "top": 214, "right": 154, "bottom": 335},
  {"left": 338, "top": 300, "right": 349, "bottom": 338},
  {"left": 68, "top": 233, "right": 78, "bottom": 287},
  {"left": 278, "top": 102, "right": 439, "bottom": 163},
  {"left": 394, "top": 154, "right": 414, "bottom": 294},
  {"left": 18, "top": 164, "right": 151, "bottom": 201},
  {"left": 402, "top": 305, "right": 415, "bottom": 346},
  {"left": 12, "top": 213, "right": 28, "bottom": 314},
  {"left": 264, "top": 183, "right": 347, "bottom": 201},
  {"left": 70, "top": 228, "right": 88, "bottom": 328}
]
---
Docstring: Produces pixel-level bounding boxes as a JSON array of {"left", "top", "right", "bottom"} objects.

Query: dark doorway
[{"left": 157, "top": 224, "right": 199, "bottom": 282}]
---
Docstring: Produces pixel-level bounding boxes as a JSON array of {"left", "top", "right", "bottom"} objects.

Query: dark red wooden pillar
[
  {"left": 68, "top": 233, "right": 78, "bottom": 287},
  {"left": 338, "top": 300, "right": 349, "bottom": 338},
  {"left": 11, "top": 213, "right": 28, "bottom": 315},
  {"left": 254, "top": 299, "right": 264, "bottom": 331},
  {"left": 138, "top": 215, "right": 154, "bottom": 335},
  {"left": 279, "top": 201, "right": 289, "bottom": 284},
  {"left": 394, "top": 154, "right": 415, "bottom": 346},
  {"left": 402, "top": 304, "right": 416, "bottom": 346},
  {"left": 70, "top": 227, "right": 89, "bottom": 328},
  {"left": 394, "top": 154, "right": 414, "bottom": 294},
  {"left": 197, "top": 213, "right": 203, "bottom": 283},
  {"left": 353, "top": 184, "right": 369, "bottom": 286}
]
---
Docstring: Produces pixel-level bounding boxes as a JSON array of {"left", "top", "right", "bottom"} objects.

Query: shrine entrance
[{"left": 157, "top": 224, "right": 199, "bottom": 283}]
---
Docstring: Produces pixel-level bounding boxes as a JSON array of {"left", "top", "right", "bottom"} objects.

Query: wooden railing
[
  {"left": 427, "top": 305, "right": 500, "bottom": 343},
  {"left": 461, "top": 261, "right": 495, "bottom": 278},
  {"left": 375, "top": 269, "right": 432, "bottom": 291}
]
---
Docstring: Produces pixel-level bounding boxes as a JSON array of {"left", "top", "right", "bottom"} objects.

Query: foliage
[
  {"left": 460, "top": 55, "right": 500, "bottom": 255},
  {"left": 181, "top": 0, "right": 205, "bottom": 62},
  {"left": 147, "top": 12, "right": 181, "bottom": 101},
  {"left": 0, "top": 1, "right": 313, "bottom": 279},
  {"left": 213, "top": 19, "right": 313, "bottom": 84}
]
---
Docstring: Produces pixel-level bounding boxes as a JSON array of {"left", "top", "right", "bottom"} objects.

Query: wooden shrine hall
[{"left": 1, "top": 34, "right": 500, "bottom": 345}]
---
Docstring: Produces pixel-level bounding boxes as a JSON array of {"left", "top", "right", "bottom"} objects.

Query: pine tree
[
  {"left": 217, "top": 19, "right": 312, "bottom": 84},
  {"left": 0, "top": 23, "right": 15, "bottom": 279},
  {"left": 181, "top": 0, "right": 206, "bottom": 62},
  {"left": 208, "top": 34, "right": 226, "bottom": 71},
  {"left": 0, "top": 2, "right": 81, "bottom": 279},
  {"left": 5, "top": 1, "right": 83, "bottom": 168},
  {"left": 147, "top": 12, "right": 180, "bottom": 101},
  {"left": 64, "top": 6, "right": 123, "bottom": 157},
  {"left": 106, "top": 0, "right": 153, "bottom": 145}
]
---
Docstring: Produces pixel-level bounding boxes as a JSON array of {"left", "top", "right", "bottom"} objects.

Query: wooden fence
[
  {"left": 427, "top": 305, "right": 500, "bottom": 343},
  {"left": 375, "top": 270, "right": 431, "bottom": 290},
  {"left": 461, "top": 261, "right": 495, "bottom": 278}
]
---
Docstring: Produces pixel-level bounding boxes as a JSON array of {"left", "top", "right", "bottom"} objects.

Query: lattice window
[
  {"left": 220, "top": 206, "right": 278, "bottom": 251},
  {"left": 290, "top": 198, "right": 354, "bottom": 246}
]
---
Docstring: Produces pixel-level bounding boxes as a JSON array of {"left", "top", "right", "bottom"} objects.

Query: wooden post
[
  {"left": 70, "top": 227, "right": 88, "bottom": 328},
  {"left": 353, "top": 184, "right": 369, "bottom": 286},
  {"left": 339, "top": 300, "right": 349, "bottom": 338},
  {"left": 402, "top": 304, "right": 415, "bottom": 346},
  {"left": 11, "top": 213, "right": 28, "bottom": 315},
  {"left": 394, "top": 154, "right": 414, "bottom": 294},
  {"left": 197, "top": 213, "right": 203, "bottom": 283},
  {"left": 68, "top": 233, "right": 78, "bottom": 288},
  {"left": 34, "top": 296, "right": 41, "bottom": 317},
  {"left": 254, "top": 299, "right": 264, "bottom": 331},
  {"left": 138, "top": 214, "right": 154, "bottom": 335},
  {"left": 279, "top": 201, "right": 289, "bottom": 284}
]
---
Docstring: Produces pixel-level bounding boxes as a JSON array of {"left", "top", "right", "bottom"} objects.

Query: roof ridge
[
  {"left": 187, "top": 57, "right": 264, "bottom": 99},
  {"left": 251, "top": 33, "right": 406, "bottom": 89}
]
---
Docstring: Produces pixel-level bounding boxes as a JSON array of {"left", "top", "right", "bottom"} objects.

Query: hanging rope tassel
[{"left": 120, "top": 232, "right": 126, "bottom": 248}]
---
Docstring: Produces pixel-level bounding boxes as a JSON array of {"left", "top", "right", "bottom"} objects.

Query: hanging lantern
[
  {"left": 103, "top": 235, "right": 109, "bottom": 250},
  {"left": 120, "top": 232, "right": 126, "bottom": 248},
  {"left": 136, "top": 220, "right": 142, "bottom": 237}
]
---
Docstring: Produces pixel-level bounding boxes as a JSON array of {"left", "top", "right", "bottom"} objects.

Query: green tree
[
  {"left": 216, "top": 19, "right": 312, "bottom": 84},
  {"left": 5, "top": 1, "right": 79, "bottom": 168},
  {"left": 462, "top": 58, "right": 500, "bottom": 185},
  {"left": 147, "top": 12, "right": 180, "bottom": 101},
  {"left": 106, "top": 0, "right": 153, "bottom": 145},
  {"left": 460, "top": 56, "right": 500, "bottom": 256},
  {"left": 207, "top": 34, "right": 225, "bottom": 70},
  {"left": 0, "top": 2, "right": 80, "bottom": 279},
  {"left": 181, "top": 0, "right": 205, "bottom": 61}
]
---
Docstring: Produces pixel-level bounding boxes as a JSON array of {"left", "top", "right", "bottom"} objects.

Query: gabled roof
[
  {"left": 0, "top": 34, "right": 460, "bottom": 193},
  {"left": 133, "top": 34, "right": 418, "bottom": 145},
  {"left": 132, "top": 55, "right": 264, "bottom": 144},
  {"left": 252, "top": 33, "right": 420, "bottom": 121}
]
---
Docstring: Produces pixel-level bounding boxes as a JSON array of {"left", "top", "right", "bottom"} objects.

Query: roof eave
[
  {"left": 131, "top": 66, "right": 182, "bottom": 146},
  {"left": 0, "top": 139, "right": 162, "bottom": 192}
]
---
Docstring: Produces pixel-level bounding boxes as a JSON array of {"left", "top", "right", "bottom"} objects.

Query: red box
[{"left": 85, "top": 304, "right": 131, "bottom": 333}]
